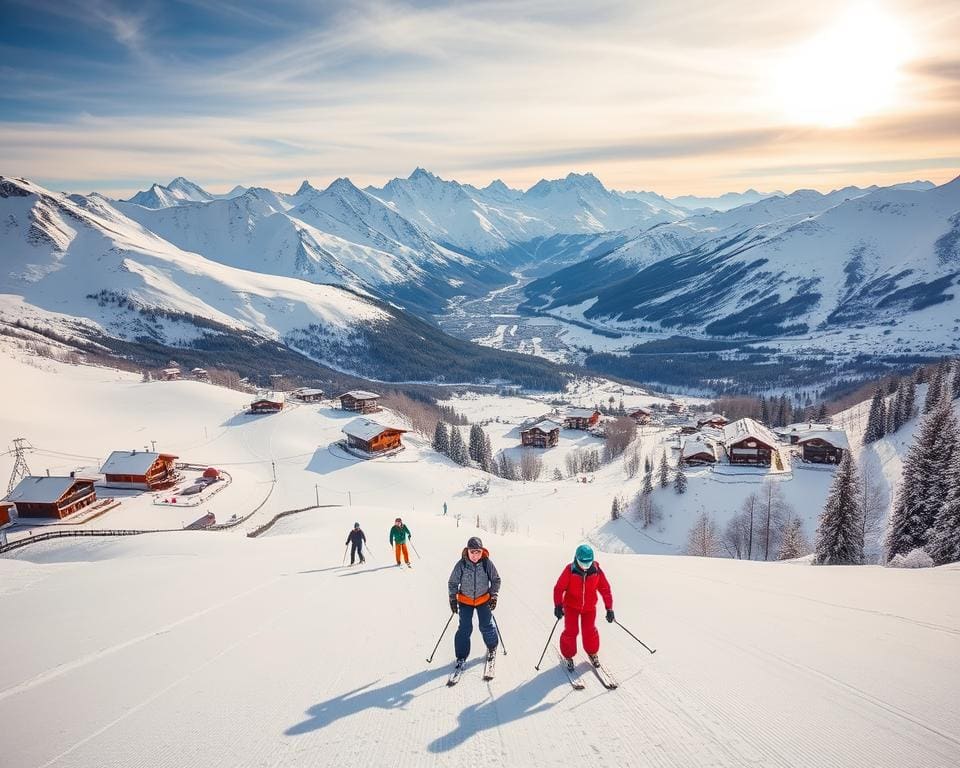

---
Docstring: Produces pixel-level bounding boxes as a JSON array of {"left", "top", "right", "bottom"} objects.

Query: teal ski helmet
[{"left": 575, "top": 543, "right": 594, "bottom": 568}]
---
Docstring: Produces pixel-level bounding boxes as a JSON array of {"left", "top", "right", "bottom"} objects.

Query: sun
[{"left": 773, "top": 3, "right": 915, "bottom": 127}]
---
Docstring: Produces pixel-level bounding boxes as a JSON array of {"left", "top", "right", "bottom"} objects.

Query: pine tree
[
  {"left": 610, "top": 496, "right": 621, "bottom": 521},
  {"left": 449, "top": 426, "right": 470, "bottom": 466},
  {"left": 760, "top": 396, "right": 771, "bottom": 425},
  {"left": 885, "top": 388, "right": 899, "bottom": 433},
  {"left": 644, "top": 455, "right": 652, "bottom": 474},
  {"left": 952, "top": 359, "right": 960, "bottom": 400},
  {"left": 814, "top": 402, "right": 829, "bottom": 423},
  {"left": 778, "top": 518, "right": 809, "bottom": 560},
  {"left": 776, "top": 395, "right": 789, "bottom": 428},
  {"left": 657, "top": 451, "right": 670, "bottom": 488},
  {"left": 468, "top": 424, "right": 484, "bottom": 463},
  {"left": 885, "top": 401, "right": 960, "bottom": 561},
  {"left": 479, "top": 431, "right": 495, "bottom": 474},
  {"left": 674, "top": 463, "right": 688, "bottom": 494},
  {"left": 814, "top": 451, "right": 865, "bottom": 565},
  {"left": 432, "top": 421, "right": 450, "bottom": 455},
  {"left": 642, "top": 467, "right": 653, "bottom": 496},
  {"left": 899, "top": 378, "right": 916, "bottom": 426},
  {"left": 914, "top": 365, "right": 927, "bottom": 384},
  {"left": 498, "top": 452, "right": 518, "bottom": 481},
  {"left": 930, "top": 448, "right": 960, "bottom": 565},
  {"left": 923, "top": 360, "right": 948, "bottom": 414},
  {"left": 863, "top": 387, "right": 887, "bottom": 445}
]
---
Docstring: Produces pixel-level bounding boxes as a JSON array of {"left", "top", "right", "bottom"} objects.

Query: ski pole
[
  {"left": 425, "top": 612, "right": 456, "bottom": 663},
  {"left": 492, "top": 614, "right": 508, "bottom": 655},
  {"left": 365, "top": 544, "right": 374, "bottom": 560},
  {"left": 614, "top": 619, "right": 657, "bottom": 654},
  {"left": 342, "top": 545, "right": 348, "bottom": 565},
  {"left": 534, "top": 617, "right": 561, "bottom": 670},
  {"left": 410, "top": 541, "right": 422, "bottom": 559}
]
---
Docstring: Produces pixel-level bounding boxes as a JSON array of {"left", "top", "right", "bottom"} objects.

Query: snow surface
[{"left": 2, "top": 346, "right": 959, "bottom": 767}]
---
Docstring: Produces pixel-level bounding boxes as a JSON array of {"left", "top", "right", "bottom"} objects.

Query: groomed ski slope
[{"left": 2, "top": 510, "right": 959, "bottom": 768}]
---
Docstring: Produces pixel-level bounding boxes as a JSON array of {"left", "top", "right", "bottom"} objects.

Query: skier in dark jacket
[
  {"left": 345, "top": 522, "right": 366, "bottom": 565},
  {"left": 448, "top": 536, "right": 501, "bottom": 664},
  {"left": 553, "top": 543, "right": 614, "bottom": 664}
]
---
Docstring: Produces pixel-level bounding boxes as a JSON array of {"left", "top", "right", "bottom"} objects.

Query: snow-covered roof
[
  {"left": 697, "top": 413, "right": 727, "bottom": 423},
  {"left": 294, "top": 388, "right": 325, "bottom": 397},
  {"left": 722, "top": 418, "right": 779, "bottom": 448},
  {"left": 340, "top": 390, "right": 380, "bottom": 400},
  {"left": 6, "top": 475, "right": 91, "bottom": 504},
  {"left": 522, "top": 419, "right": 562, "bottom": 433},
  {"left": 797, "top": 430, "right": 850, "bottom": 449},
  {"left": 100, "top": 450, "right": 176, "bottom": 475},
  {"left": 251, "top": 391, "right": 284, "bottom": 404},
  {"left": 681, "top": 437, "right": 717, "bottom": 459},
  {"left": 341, "top": 418, "right": 406, "bottom": 441},
  {"left": 565, "top": 408, "right": 599, "bottom": 418},
  {"left": 778, "top": 422, "right": 834, "bottom": 436}
]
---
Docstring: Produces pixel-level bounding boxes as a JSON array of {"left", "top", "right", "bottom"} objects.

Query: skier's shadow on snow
[
  {"left": 285, "top": 662, "right": 479, "bottom": 737},
  {"left": 428, "top": 671, "right": 566, "bottom": 753}
]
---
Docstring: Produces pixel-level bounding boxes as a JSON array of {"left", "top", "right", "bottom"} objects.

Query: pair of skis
[
  {"left": 557, "top": 650, "right": 618, "bottom": 690},
  {"left": 447, "top": 651, "right": 496, "bottom": 686}
]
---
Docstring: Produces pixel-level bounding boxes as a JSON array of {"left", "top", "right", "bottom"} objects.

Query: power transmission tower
[{"left": 7, "top": 437, "right": 33, "bottom": 495}]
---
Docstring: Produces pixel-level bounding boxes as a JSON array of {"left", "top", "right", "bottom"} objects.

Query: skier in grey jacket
[{"left": 448, "top": 536, "right": 501, "bottom": 663}]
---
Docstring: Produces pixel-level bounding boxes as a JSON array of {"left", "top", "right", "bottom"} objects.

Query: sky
[{"left": 0, "top": 0, "right": 958, "bottom": 197}]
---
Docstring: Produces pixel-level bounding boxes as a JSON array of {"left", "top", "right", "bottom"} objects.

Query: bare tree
[
  {"left": 758, "top": 481, "right": 792, "bottom": 560},
  {"left": 518, "top": 451, "right": 543, "bottom": 482},
  {"left": 603, "top": 416, "right": 637, "bottom": 462},
  {"left": 740, "top": 492, "right": 758, "bottom": 559},
  {"left": 686, "top": 513, "right": 722, "bottom": 557},
  {"left": 722, "top": 511, "right": 751, "bottom": 559},
  {"left": 623, "top": 447, "right": 641, "bottom": 479}
]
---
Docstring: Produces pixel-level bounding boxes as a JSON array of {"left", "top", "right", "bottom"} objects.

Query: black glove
[
  {"left": 450, "top": 597, "right": 459, "bottom": 614},
  {"left": 554, "top": 605, "right": 564, "bottom": 619},
  {"left": 606, "top": 609, "right": 615, "bottom": 624},
  {"left": 488, "top": 594, "right": 498, "bottom": 611}
]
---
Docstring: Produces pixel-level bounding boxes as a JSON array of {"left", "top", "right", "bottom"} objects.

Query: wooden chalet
[
  {"left": 162, "top": 367, "right": 181, "bottom": 381},
  {"left": 191, "top": 367, "right": 209, "bottom": 381},
  {"left": 100, "top": 450, "right": 179, "bottom": 490},
  {"left": 250, "top": 392, "right": 285, "bottom": 413},
  {"left": 0, "top": 501, "right": 14, "bottom": 527},
  {"left": 563, "top": 408, "right": 602, "bottom": 430},
  {"left": 628, "top": 408, "right": 651, "bottom": 425},
  {"left": 775, "top": 423, "right": 834, "bottom": 445},
  {"left": 292, "top": 387, "right": 325, "bottom": 403},
  {"left": 341, "top": 418, "right": 407, "bottom": 454},
  {"left": 520, "top": 419, "right": 561, "bottom": 449},
  {"left": 339, "top": 390, "right": 381, "bottom": 414},
  {"left": 667, "top": 402, "right": 684, "bottom": 414},
  {"left": 681, "top": 437, "right": 718, "bottom": 465},
  {"left": 722, "top": 418, "right": 779, "bottom": 466},
  {"left": 6, "top": 475, "right": 97, "bottom": 519},
  {"left": 697, "top": 413, "right": 729, "bottom": 429},
  {"left": 798, "top": 429, "right": 848, "bottom": 464},
  {"left": 678, "top": 421, "right": 700, "bottom": 435}
]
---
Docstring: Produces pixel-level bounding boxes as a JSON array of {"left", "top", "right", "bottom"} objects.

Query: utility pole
[
  {"left": 271, "top": 461, "right": 276, "bottom": 482},
  {"left": 151, "top": 440, "right": 156, "bottom": 452},
  {"left": 7, "top": 438, "right": 32, "bottom": 495},
  {"left": 315, "top": 484, "right": 319, "bottom": 507},
  {"left": 348, "top": 491, "right": 352, "bottom": 506}
]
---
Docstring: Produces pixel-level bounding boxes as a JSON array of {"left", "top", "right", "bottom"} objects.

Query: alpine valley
[{"left": 1, "top": 169, "right": 958, "bottom": 393}]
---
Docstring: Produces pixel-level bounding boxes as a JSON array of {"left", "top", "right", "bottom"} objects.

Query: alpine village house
[
  {"left": 339, "top": 391, "right": 382, "bottom": 414},
  {"left": 341, "top": 418, "right": 407, "bottom": 454},
  {"left": 5, "top": 475, "right": 98, "bottom": 519},
  {"left": 100, "top": 450, "right": 179, "bottom": 490},
  {"left": 520, "top": 418, "right": 561, "bottom": 449}
]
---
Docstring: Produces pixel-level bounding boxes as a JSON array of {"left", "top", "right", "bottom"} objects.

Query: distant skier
[
  {"left": 390, "top": 517, "right": 412, "bottom": 567},
  {"left": 345, "top": 522, "right": 366, "bottom": 565},
  {"left": 448, "top": 536, "right": 501, "bottom": 666},
  {"left": 553, "top": 543, "right": 614, "bottom": 665}
]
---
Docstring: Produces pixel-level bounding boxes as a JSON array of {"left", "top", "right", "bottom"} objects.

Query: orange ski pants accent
[{"left": 394, "top": 543, "right": 410, "bottom": 564}]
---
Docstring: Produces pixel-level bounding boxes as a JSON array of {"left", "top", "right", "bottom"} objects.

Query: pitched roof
[
  {"left": 681, "top": 437, "right": 717, "bottom": 459},
  {"left": 6, "top": 476, "right": 90, "bottom": 504},
  {"left": 341, "top": 418, "right": 406, "bottom": 441},
  {"left": 798, "top": 430, "right": 850, "bottom": 449},
  {"left": 722, "top": 418, "right": 779, "bottom": 448},
  {"left": 565, "top": 408, "right": 600, "bottom": 418},
  {"left": 522, "top": 418, "right": 562, "bottom": 433},
  {"left": 100, "top": 450, "right": 176, "bottom": 475},
  {"left": 340, "top": 390, "right": 380, "bottom": 400},
  {"left": 251, "top": 391, "right": 284, "bottom": 404},
  {"left": 294, "top": 388, "right": 325, "bottom": 397}
]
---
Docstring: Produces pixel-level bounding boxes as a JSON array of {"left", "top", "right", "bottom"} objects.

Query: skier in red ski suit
[{"left": 553, "top": 543, "right": 614, "bottom": 661}]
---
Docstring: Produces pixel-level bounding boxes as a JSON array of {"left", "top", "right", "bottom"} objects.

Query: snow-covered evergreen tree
[
  {"left": 885, "top": 401, "right": 960, "bottom": 561},
  {"left": 899, "top": 378, "right": 916, "bottom": 427},
  {"left": 642, "top": 467, "right": 653, "bottom": 496},
  {"left": 760, "top": 396, "right": 771, "bottom": 425},
  {"left": 468, "top": 424, "right": 484, "bottom": 463},
  {"left": 479, "top": 431, "right": 495, "bottom": 474},
  {"left": 814, "top": 402, "right": 829, "bottom": 423},
  {"left": 552, "top": 467, "right": 563, "bottom": 481},
  {"left": 657, "top": 451, "right": 670, "bottom": 488},
  {"left": 432, "top": 421, "right": 450, "bottom": 455},
  {"left": 449, "top": 426, "right": 470, "bottom": 466},
  {"left": 778, "top": 518, "right": 809, "bottom": 560},
  {"left": 863, "top": 387, "right": 886, "bottom": 445},
  {"left": 610, "top": 496, "right": 621, "bottom": 521},
  {"left": 674, "top": 463, "right": 688, "bottom": 494},
  {"left": 952, "top": 359, "right": 960, "bottom": 400},
  {"left": 929, "top": 432, "right": 960, "bottom": 565},
  {"left": 814, "top": 451, "right": 865, "bottom": 565},
  {"left": 923, "top": 360, "right": 948, "bottom": 414}
]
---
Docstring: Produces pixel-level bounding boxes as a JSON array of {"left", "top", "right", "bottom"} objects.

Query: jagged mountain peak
[{"left": 295, "top": 180, "right": 319, "bottom": 197}]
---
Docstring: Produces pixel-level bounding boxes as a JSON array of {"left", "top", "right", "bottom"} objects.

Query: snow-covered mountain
[
  {"left": 524, "top": 177, "right": 960, "bottom": 341},
  {"left": 365, "top": 169, "right": 685, "bottom": 258},
  {"left": 0, "top": 176, "right": 562, "bottom": 387}
]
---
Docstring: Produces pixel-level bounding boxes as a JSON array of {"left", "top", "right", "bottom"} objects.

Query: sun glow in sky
[
  {"left": 774, "top": 3, "right": 916, "bottom": 127},
  {"left": 0, "top": 0, "right": 957, "bottom": 196}
]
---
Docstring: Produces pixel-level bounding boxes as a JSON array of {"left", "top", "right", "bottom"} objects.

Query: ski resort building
[
  {"left": 563, "top": 408, "right": 602, "bottom": 430},
  {"left": 798, "top": 429, "right": 848, "bottom": 464},
  {"left": 722, "top": 418, "right": 780, "bottom": 466},
  {"left": 681, "top": 437, "right": 718, "bottom": 465},
  {"left": 628, "top": 408, "right": 651, "bottom": 425},
  {"left": 5, "top": 475, "right": 97, "bottom": 518},
  {"left": 775, "top": 422, "right": 835, "bottom": 445},
  {"left": 341, "top": 418, "right": 407, "bottom": 454},
  {"left": 162, "top": 367, "right": 181, "bottom": 381},
  {"left": 520, "top": 419, "right": 561, "bottom": 448},
  {"left": 100, "top": 450, "right": 179, "bottom": 490},
  {"left": 0, "top": 501, "right": 15, "bottom": 527},
  {"left": 339, "top": 391, "right": 381, "bottom": 414},
  {"left": 291, "top": 388, "right": 325, "bottom": 403},
  {"left": 250, "top": 392, "right": 285, "bottom": 413},
  {"left": 697, "top": 414, "right": 729, "bottom": 429}
]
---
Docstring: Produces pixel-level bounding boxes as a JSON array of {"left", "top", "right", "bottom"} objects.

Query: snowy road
[{"left": 2, "top": 513, "right": 958, "bottom": 768}]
